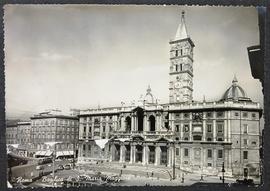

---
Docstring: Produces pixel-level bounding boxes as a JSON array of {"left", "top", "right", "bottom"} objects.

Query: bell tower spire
[
  {"left": 169, "top": 11, "right": 195, "bottom": 103},
  {"left": 175, "top": 11, "right": 188, "bottom": 40}
]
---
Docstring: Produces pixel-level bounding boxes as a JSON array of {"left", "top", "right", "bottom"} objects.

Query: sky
[{"left": 4, "top": 5, "right": 263, "bottom": 119}]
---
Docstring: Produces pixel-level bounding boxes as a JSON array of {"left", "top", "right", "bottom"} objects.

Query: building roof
[
  {"left": 221, "top": 76, "right": 251, "bottom": 102},
  {"left": 30, "top": 114, "right": 78, "bottom": 120}
]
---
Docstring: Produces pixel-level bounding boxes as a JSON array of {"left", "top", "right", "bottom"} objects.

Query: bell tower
[{"left": 169, "top": 11, "right": 195, "bottom": 103}]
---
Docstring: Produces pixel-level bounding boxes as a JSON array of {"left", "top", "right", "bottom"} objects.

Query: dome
[
  {"left": 144, "top": 85, "right": 155, "bottom": 104},
  {"left": 221, "top": 76, "right": 251, "bottom": 102}
]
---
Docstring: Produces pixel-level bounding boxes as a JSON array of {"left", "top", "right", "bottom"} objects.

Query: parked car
[
  {"left": 58, "top": 165, "right": 64, "bottom": 170},
  {"left": 64, "top": 164, "right": 71, "bottom": 170},
  {"left": 36, "top": 165, "right": 44, "bottom": 170}
]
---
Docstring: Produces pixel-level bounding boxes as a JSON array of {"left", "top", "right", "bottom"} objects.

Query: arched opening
[
  {"left": 125, "top": 116, "right": 131, "bottom": 132},
  {"left": 149, "top": 115, "right": 156, "bottom": 132},
  {"left": 137, "top": 108, "right": 144, "bottom": 132},
  {"left": 135, "top": 145, "right": 143, "bottom": 163}
]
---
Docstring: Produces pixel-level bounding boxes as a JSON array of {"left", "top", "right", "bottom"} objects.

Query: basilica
[{"left": 77, "top": 11, "right": 262, "bottom": 179}]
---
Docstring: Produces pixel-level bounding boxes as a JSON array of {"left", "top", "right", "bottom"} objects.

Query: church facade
[{"left": 77, "top": 12, "right": 262, "bottom": 179}]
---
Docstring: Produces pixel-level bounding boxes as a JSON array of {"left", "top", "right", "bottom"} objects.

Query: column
[
  {"left": 130, "top": 144, "right": 135, "bottom": 164},
  {"left": 228, "top": 111, "right": 231, "bottom": 142},
  {"left": 213, "top": 119, "right": 217, "bottom": 141},
  {"left": 109, "top": 144, "right": 115, "bottom": 162},
  {"left": 167, "top": 146, "right": 173, "bottom": 167},
  {"left": 143, "top": 145, "right": 149, "bottom": 165},
  {"left": 180, "top": 123, "right": 184, "bottom": 140},
  {"left": 121, "top": 117, "right": 125, "bottom": 131},
  {"left": 213, "top": 148, "right": 217, "bottom": 168},
  {"left": 189, "top": 121, "right": 192, "bottom": 141},
  {"left": 119, "top": 144, "right": 126, "bottom": 163},
  {"left": 224, "top": 111, "right": 228, "bottom": 142},
  {"left": 156, "top": 115, "right": 159, "bottom": 132},
  {"left": 155, "top": 146, "right": 161, "bottom": 166},
  {"left": 202, "top": 118, "right": 206, "bottom": 141},
  {"left": 203, "top": 147, "right": 206, "bottom": 170},
  {"left": 131, "top": 116, "right": 135, "bottom": 132},
  {"left": 143, "top": 115, "right": 147, "bottom": 132}
]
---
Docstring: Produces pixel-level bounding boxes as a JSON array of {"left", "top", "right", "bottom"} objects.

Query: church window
[
  {"left": 206, "top": 112, "right": 212, "bottom": 118},
  {"left": 176, "top": 148, "right": 180, "bottom": 156},
  {"left": 180, "top": 49, "right": 183, "bottom": 55},
  {"left": 207, "top": 124, "right": 212, "bottom": 132},
  {"left": 175, "top": 50, "right": 178, "bottom": 57},
  {"left": 184, "top": 113, "right": 189, "bottom": 118},
  {"left": 176, "top": 65, "right": 178, "bottom": 72},
  {"left": 207, "top": 149, "right": 212, "bottom": 158},
  {"left": 243, "top": 112, "right": 248, "bottom": 118},
  {"left": 184, "top": 125, "right": 189, "bottom": 132},
  {"left": 244, "top": 139, "right": 248, "bottom": 145},
  {"left": 184, "top": 148, "right": 189, "bottom": 157},
  {"left": 176, "top": 125, "right": 180, "bottom": 132},
  {"left": 180, "top": 64, "right": 183, "bottom": 71},
  {"left": 252, "top": 113, "right": 256, "bottom": 118},
  {"left": 217, "top": 124, "right": 223, "bottom": 133},
  {"left": 243, "top": 151, "right": 248, "bottom": 160},
  {"left": 243, "top": 124, "right": 248, "bottom": 134},
  {"left": 218, "top": 150, "right": 223, "bottom": 159}
]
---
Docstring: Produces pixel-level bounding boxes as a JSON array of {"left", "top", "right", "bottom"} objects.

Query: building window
[
  {"left": 252, "top": 113, "right": 256, "bottom": 118},
  {"left": 88, "top": 145, "right": 91, "bottom": 151},
  {"left": 217, "top": 112, "right": 224, "bottom": 117},
  {"left": 251, "top": 141, "right": 257, "bottom": 146},
  {"left": 83, "top": 126, "right": 86, "bottom": 132},
  {"left": 175, "top": 50, "right": 178, "bottom": 57},
  {"left": 217, "top": 124, "right": 223, "bottom": 133},
  {"left": 83, "top": 144, "right": 86, "bottom": 151},
  {"left": 176, "top": 125, "right": 180, "bottom": 132},
  {"left": 184, "top": 113, "right": 189, "bottom": 118},
  {"left": 218, "top": 150, "right": 223, "bottom": 159},
  {"left": 243, "top": 124, "right": 248, "bottom": 134},
  {"left": 243, "top": 151, "right": 248, "bottom": 160},
  {"left": 243, "top": 112, "right": 248, "bottom": 118},
  {"left": 207, "top": 137, "right": 212, "bottom": 141},
  {"left": 207, "top": 149, "right": 212, "bottom": 158},
  {"left": 235, "top": 112, "right": 239, "bottom": 117},
  {"left": 207, "top": 124, "right": 212, "bottom": 132},
  {"left": 184, "top": 148, "right": 189, "bottom": 157},
  {"left": 184, "top": 137, "right": 189, "bottom": 141},
  {"left": 206, "top": 112, "right": 212, "bottom": 118},
  {"left": 103, "top": 126, "right": 106, "bottom": 132},
  {"left": 184, "top": 125, "right": 189, "bottom": 132},
  {"left": 176, "top": 148, "right": 180, "bottom": 156},
  {"left": 207, "top": 163, "right": 212, "bottom": 167},
  {"left": 175, "top": 114, "right": 180, "bottom": 118},
  {"left": 176, "top": 65, "right": 178, "bottom": 72},
  {"left": 243, "top": 139, "right": 248, "bottom": 145}
]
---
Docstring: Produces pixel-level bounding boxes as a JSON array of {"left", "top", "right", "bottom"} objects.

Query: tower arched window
[{"left": 175, "top": 50, "right": 178, "bottom": 57}]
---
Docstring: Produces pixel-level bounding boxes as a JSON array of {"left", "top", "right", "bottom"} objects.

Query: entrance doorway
[
  {"left": 125, "top": 145, "right": 130, "bottom": 162},
  {"left": 149, "top": 146, "right": 155, "bottom": 164},
  {"left": 114, "top": 145, "right": 120, "bottom": 161},
  {"left": 125, "top": 116, "right": 131, "bottom": 132},
  {"left": 160, "top": 146, "right": 168, "bottom": 165},
  {"left": 244, "top": 168, "right": 248, "bottom": 178},
  {"left": 135, "top": 145, "right": 143, "bottom": 163}
]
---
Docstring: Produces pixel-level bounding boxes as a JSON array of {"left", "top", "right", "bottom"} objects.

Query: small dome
[
  {"left": 221, "top": 76, "right": 251, "bottom": 102},
  {"left": 144, "top": 85, "right": 155, "bottom": 104}
]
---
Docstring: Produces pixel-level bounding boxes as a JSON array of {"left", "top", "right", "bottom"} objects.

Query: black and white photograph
[{"left": 4, "top": 4, "right": 265, "bottom": 188}]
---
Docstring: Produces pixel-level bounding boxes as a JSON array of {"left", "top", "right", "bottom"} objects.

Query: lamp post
[
  {"left": 222, "top": 162, "right": 225, "bottom": 184},
  {"left": 45, "top": 142, "right": 62, "bottom": 187},
  {"left": 172, "top": 143, "right": 176, "bottom": 180}
]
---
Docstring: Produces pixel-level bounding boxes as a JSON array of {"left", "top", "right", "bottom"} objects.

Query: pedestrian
[{"left": 151, "top": 171, "right": 154, "bottom": 177}]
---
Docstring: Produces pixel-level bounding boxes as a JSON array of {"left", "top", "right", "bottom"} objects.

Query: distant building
[
  {"left": 17, "top": 121, "right": 31, "bottom": 145},
  {"left": 29, "top": 112, "right": 79, "bottom": 158},
  {"left": 6, "top": 123, "right": 18, "bottom": 145},
  {"left": 77, "top": 11, "right": 263, "bottom": 179}
]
